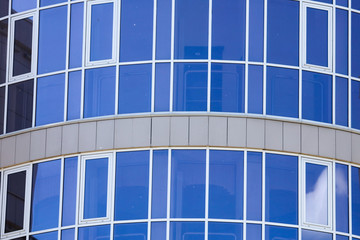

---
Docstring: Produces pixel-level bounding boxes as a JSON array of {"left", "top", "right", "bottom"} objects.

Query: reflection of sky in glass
[{"left": 12, "top": 0, "right": 36, "bottom": 13}]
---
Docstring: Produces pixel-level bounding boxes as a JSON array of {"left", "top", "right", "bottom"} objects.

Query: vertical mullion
[
  {"left": 204, "top": 148, "right": 209, "bottom": 240},
  {"left": 114, "top": 0, "right": 121, "bottom": 116},
  {"left": 147, "top": 150, "right": 154, "bottom": 240},
  {"left": 74, "top": 154, "right": 81, "bottom": 240},
  {"left": 299, "top": 2, "right": 304, "bottom": 121},
  {"left": 348, "top": 164, "right": 352, "bottom": 236},
  {"left": 64, "top": 2, "right": 71, "bottom": 122},
  {"left": 151, "top": 0, "right": 157, "bottom": 113},
  {"left": 245, "top": 0, "right": 249, "bottom": 114},
  {"left": 263, "top": 0, "right": 268, "bottom": 116},
  {"left": 80, "top": 1, "right": 86, "bottom": 120},
  {"left": 261, "top": 152, "right": 265, "bottom": 240},
  {"left": 58, "top": 158, "right": 65, "bottom": 240},
  {"left": 333, "top": 5, "right": 336, "bottom": 126},
  {"left": 166, "top": 149, "right": 171, "bottom": 240},
  {"left": 243, "top": 151, "right": 247, "bottom": 240},
  {"left": 206, "top": 0, "right": 212, "bottom": 113},
  {"left": 169, "top": 0, "right": 175, "bottom": 112}
]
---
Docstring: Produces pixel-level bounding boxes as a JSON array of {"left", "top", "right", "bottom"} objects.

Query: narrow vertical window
[{"left": 0, "top": 19, "right": 8, "bottom": 84}]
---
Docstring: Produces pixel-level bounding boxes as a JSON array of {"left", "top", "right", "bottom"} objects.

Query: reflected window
[
  {"left": 151, "top": 222, "right": 166, "bottom": 240},
  {"left": 170, "top": 222, "right": 204, "bottom": 240},
  {"left": 11, "top": 0, "right": 36, "bottom": 14},
  {"left": 78, "top": 225, "right": 110, "bottom": 240},
  {"left": 30, "top": 231, "right": 58, "bottom": 240},
  {"left": 336, "top": 164, "right": 349, "bottom": 233},
  {"left": 302, "top": 229, "right": 332, "bottom": 240},
  {"left": 208, "top": 222, "right": 243, "bottom": 240},
  {"left": 114, "top": 223, "right": 147, "bottom": 240},
  {"left": 351, "top": 166, "right": 360, "bottom": 236}
]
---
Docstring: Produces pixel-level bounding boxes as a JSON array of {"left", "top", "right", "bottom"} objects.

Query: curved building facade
[{"left": 0, "top": 0, "right": 360, "bottom": 239}]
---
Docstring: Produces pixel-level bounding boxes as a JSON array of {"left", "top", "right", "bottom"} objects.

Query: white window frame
[
  {"left": 301, "top": 157, "right": 333, "bottom": 230},
  {"left": 78, "top": 153, "right": 114, "bottom": 224},
  {"left": 0, "top": 165, "right": 32, "bottom": 239},
  {"left": 302, "top": 3, "right": 333, "bottom": 72},
  {"left": 85, "top": 0, "right": 118, "bottom": 67},
  {"left": 8, "top": 12, "right": 37, "bottom": 82}
]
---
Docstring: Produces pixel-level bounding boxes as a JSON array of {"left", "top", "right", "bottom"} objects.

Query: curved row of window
[{"left": 1, "top": 148, "right": 360, "bottom": 240}]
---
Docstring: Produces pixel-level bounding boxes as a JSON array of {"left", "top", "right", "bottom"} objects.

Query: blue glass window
[
  {"left": 212, "top": 0, "right": 245, "bottom": 60},
  {"left": 312, "top": 0, "right": 332, "bottom": 3},
  {"left": 265, "top": 226, "right": 298, "bottom": 240},
  {"left": 352, "top": 13, "right": 360, "bottom": 78},
  {"left": 114, "top": 223, "right": 147, "bottom": 240},
  {"left": 248, "top": 65, "right": 263, "bottom": 114},
  {"left": 171, "top": 150, "right": 206, "bottom": 218},
  {"left": 302, "top": 71, "right": 332, "bottom": 123},
  {"left": 175, "top": 0, "right": 208, "bottom": 59},
  {"left": 302, "top": 229, "right": 332, "bottom": 240},
  {"left": 155, "top": 63, "right": 170, "bottom": 112},
  {"left": 337, "top": 0, "right": 347, "bottom": 6},
  {"left": 151, "top": 222, "right": 166, "bottom": 240},
  {"left": 30, "top": 231, "right": 58, "bottom": 240},
  {"left": 249, "top": 0, "right": 264, "bottom": 62},
  {"left": 152, "top": 150, "right": 168, "bottom": 218},
  {"left": 0, "top": 0, "right": 8, "bottom": 17},
  {"left": 118, "top": 64, "right": 151, "bottom": 114},
  {"left": 84, "top": 66, "right": 115, "bottom": 118},
  {"left": 208, "top": 222, "right": 243, "bottom": 240},
  {"left": 247, "top": 152, "right": 262, "bottom": 221},
  {"left": 62, "top": 157, "right": 78, "bottom": 227},
  {"left": 40, "top": 0, "right": 66, "bottom": 7},
  {"left": 120, "top": 0, "right": 153, "bottom": 62},
  {"left": 31, "top": 160, "right": 61, "bottom": 232},
  {"left": 209, "top": 150, "right": 243, "bottom": 219},
  {"left": 352, "top": 166, "right": 360, "bottom": 235},
  {"left": 336, "top": 77, "right": 348, "bottom": 127},
  {"left": 353, "top": 0, "right": 360, "bottom": 10},
  {"left": 170, "top": 222, "right": 204, "bottom": 240},
  {"left": 62, "top": 228, "right": 75, "bottom": 240},
  {"left": 211, "top": 64, "right": 245, "bottom": 113},
  {"left": 67, "top": 71, "right": 81, "bottom": 121},
  {"left": 69, "top": 3, "right": 83, "bottom": 69},
  {"left": 12, "top": 0, "right": 36, "bottom": 13},
  {"left": 352, "top": 80, "right": 360, "bottom": 130},
  {"left": 336, "top": 9, "right": 348, "bottom": 75},
  {"left": 266, "top": 67, "right": 299, "bottom": 118},
  {"left": 38, "top": 6, "right": 67, "bottom": 74},
  {"left": 265, "top": 153, "right": 298, "bottom": 224},
  {"left": 78, "top": 225, "right": 110, "bottom": 240},
  {"left": 36, "top": 74, "right": 65, "bottom": 126},
  {"left": 0, "top": 19, "right": 7, "bottom": 83},
  {"left": 173, "top": 63, "right": 208, "bottom": 111},
  {"left": 337, "top": 235, "right": 349, "bottom": 240},
  {"left": 247, "top": 224, "right": 261, "bottom": 240},
  {"left": 336, "top": 164, "right": 349, "bottom": 233},
  {"left": 156, "top": 0, "right": 171, "bottom": 60}
]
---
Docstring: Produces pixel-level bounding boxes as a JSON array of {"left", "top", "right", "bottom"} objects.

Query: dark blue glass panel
[
  {"left": 353, "top": 0, "right": 360, "bottom": 10},
  {"left": 208, "top": 222, "right": 242, "bottom": 240},
  {"left": 155, "top": 63, "right": 170, "bottom": 112},
  {"left": 212, "top": 0, "right": 245, "bottom": 60},
  {"left": 247, "top": 152, "right": 262, "bottom": 221},
  {"left": 62, "top": 157, "right": 78, "bottom": 227},
  {"left": 302, "top": 71, "right": 332, "bottom": 123},
  {"left": 209, "top": 150, "right": 243, "bottom": 219},
  {"left": 336, "top": 77, "right": 348, "bottom": 127},
  {"left": 118, "top": 64, "right": 151, "bottom": 114},
  {"left": 336, "top": 9, "right": 348, "bottom": 75},
  {"left": 173, "top": 63, "right": 208, "bottom": 111},
  {"left": 211, "top": 64, "right": 245, "bottom": 113},
  {"left": 78, "top": 225, "right": 110, "bottom": 240},
  {"left": 336, "top": 164, "right": 349, "bottom": 233},
  {"left": 84, "top": 67, "right": 115, "bottom": 118},
  {"left": 267, "top": 0, "right": 299, "bottom": 66},
  {"left": 120, "top": 0, "right": 153, "bottom": 62},
  {"left": 352, "top": 80, "right": 360, "bottom": 130},
  {"left": 67, "top": 71, "right": 81, "bottom": 121},
  {"left": 40, "top": 0, "right": 66, "bottom": 7},
  {"left": 175, "top": 0, "right": 208, "bottom": 59},
  {"left": 13, "top": 17, "right": 32, "bottom": 77},
  {"left": 12, "top": 0, "right": 36, "bottom": 13},
  {"left": 0, "top": 19, "right": 8, "bottom": 83},
  {"left": 84, "top": 158, "right": 108, "bottom": 219},
  {"left": 265, "top": 153, "right": 298, "bottom": 224},
  {"left": 248, "top": 65, "right": 263, "bottom": 114},
  {"left": 69, "top": 3, "right": 83, "bottom": 69},
  {"left": 312, "top": 0, "right": 332, "bottom": 3},
  {"left": 36, "top": 74, "right": 65, "bottom": 126},
  {"left": 0, "top": 87, "right": 5, "bottom": 134},
  {"left": 336, "top": 235, "right": 348, "bottom": 240},
  {"left": 247, "top": 224, "right": 261, "bottom": 240},
  {"left": 171, "top": 150, "right": 206, "bottom": 218},
  {"left": 156, "top": 0, "right": 171, "bottom": 59},
  {"left": 352, "top": 13, "right": 360, "bottom": 78},
  {"left": 249, "top": 0, "right": 264, "bottom": 62},
  {"left": 266, "top": 67, "right": 299, "bottom": 118},
  {"left": 114, "top": 223, "right": 147, "bottom": 240},
  {"left": 352, "top": 166, "right": 360, "bottom": 235},
  {"left": 38, "top": 6, "right": 67, "bottom": 74},
  {"left": 31, "top": 160, "right": 61, "bottom": 232},
  {"left": 151, "top": 222, "right": 166, "bottom": 240},
  {"left": 170, "top": 222, "right": 204, "bottom": 240},
  {"left": 265, "top": 226, "right": 297, "bottom": 240},
  {"left": 302, "top": 229, "right": 332, "bottom": 240},
  {"left": 337, "top": 0, "right": 348, "bottom": 6},
  {"left": 0, "top": 0, "right": 8, "bottom": 17},
  {"left": 115, "top": 151, "right": 149, "bottom": 220},
  {"left": 62, "top": 228, "right": 75, "bottom": 240},
  {"left": 152, "top": 150, "right": 168, "bottom": 218},
  {"left": 30, "top": 231, "right": 58, "bottom": 240},
  {"left": 90, "top": 3, "right": 113, "bottom": 61}
]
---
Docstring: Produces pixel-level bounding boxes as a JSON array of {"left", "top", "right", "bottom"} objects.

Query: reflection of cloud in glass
[{"left": 336, "top": 167, "right": 347, "bottom": 195}]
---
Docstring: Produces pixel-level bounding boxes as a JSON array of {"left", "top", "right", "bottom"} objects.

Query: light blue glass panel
[
  {"left": 155, "top": 63, "right": 170, "bottom": 112},
  {"left": 31, "top": 160, "right": 61, "bottom": 232},
  {"left": 266, "top": 67, "right": 299, "bottom": 118},
  {"left": 336, "top": 235, "right": 348, "bottom": 240},
  {"left": 90, "top": 3, "right": 113, "bottom": 61},
  {"left": 84, "top": 158, "right": 108, "bottom": 219},
  {"left": 115, "top": 151, "right": 149, "bottom": 220},
  {"left": 353, "top": 0, "right": 360, "bottom": 10},
  {"left": 67, "top": 71, "right": 81, "bottom": 121},
  {"left": 265, "top": 153, "right": 298, "bottom": 225},
  {"left": 120, "top": 0, "right": 153, "bottom": 62},
  {"left": 209, "top": 150, "right": 243, "bottom": 219},
  {"left": 337, "top": 0, "right": 348, "bottom": 6},
  {"left": 170, "top": 222, "right": 204, "bottom": 240},
  {"left": 249, "top": 0, "right": 264, "bottom": 62},
  {"left": 336, "top": 9, "right": 348, "bottom": 75},
  {"left": 173, "top": 63, "right": 208, "bottom": 111},
  {"left": 208, "top": 223, "right": 242, "bottom": 240},
  {"left": 156, "top": 0, "right": 171, "bottom": 59},
  {"left": 151, "top": 222, "right": 166, "bottom": 240},
  {"left": 174, "top": 0, "right": 208, "bottom": 59},
  {"left": 302, "top": 229, "right": 332, "bottom": 240},
  {"left": 336, "top": 164, "right": 349, "bottom": 233},
  {"left": 40, "top": 0, "right": 66, "bottom": 7},
  {"left": 152, "top": 150, "right": 168, "bottom": 218},
  {"left": 247, "top": 152, "right": 262, "bottom": 221},
  {"left": 352, "top": 166, "right": 360, "bottom": 235},
  {"left": 302, "top": 71, "right": 332, "bottom": 123},
  {"left": 118, "top": 64, "right": 151, "bottom": 114},
  {"left": 352, "top": 13, "right": 360, "bottom": 78},
  {"left": 248, "top": 65, "right": 263, "bottom": 114},
  {"left": 12, "top": 0, "right": 36, "bottom": 13},
  {"left": 351, "top": 80, "right": 360, "bottom": 130},
  {"left": 267, "top": 0, "right": 299, "bottom": 66},
  {"left": 114, "top": 223, "right": 147, "bottom": 240},
  {"left": 78, "top": 225, "right": 110, "bottom": 240},
  {"left": 62, "top": 157, "right": 78, "bottom": 227},
  {"left": 38, "top": 6, "right": 67, "bottom": 74},
  {"left": 336, "top": 77, "right": 348, "bottom": 127},
  {"left": 171, "top": 150, "right": 206, "bottom": 218},
  {"left": 30, "top": 231, "right": 58, "bottom": 240},
  {"left": 212, "top": 0, "right": 245, "bottom": 60},
  {"left": 265, "top": 226, "right": 297, "bottom": 240},
  {"left": 69, "top": 3, "right": 83, "bottom": 69},
  {"left": 84, "top": 67, "right": 115, "bottom": 118},
  {"left": 62, "top": 229, "right": 75, "bottom": 240},
  {"left": 210, "top": 64, "right": 245, "bottom": 113},
  {"left": 247, "top": 224, "right": 261, "bottom": 240}
]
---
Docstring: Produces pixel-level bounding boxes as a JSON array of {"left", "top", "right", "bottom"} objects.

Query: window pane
[
  {"left": 12, "top": 0, "right": 36, "bottom": 13},
  {"left": 69, "top": 3, "right": 83, "bottom": 69},
  {"left": 170, "top": 222, "right": 204, "bottom": 240},
  {"left": 114, "top": 223, "right": 147, "bottom": 240},
  {"left": 247, "top": 152, "right": 262, "bottom": 221},
  {"left": 155, "top": 63, "right": 170, "bottom": 112},
  {"left": 337, "top": 0, "right": 347, "bottom": 6},
  {"left": 337, "top": 235, "right": 348, "bottom": 240},
  {"left": 336, "top": 9, "right": 348, "bottom": 75},
  {"left": 351, "top": 166, "right": 360, "bottom": 236},
  {"left": 208, "top": 222, "right": 242, "bottom": 240},
  {"left": 40, "top": 0, "right": 66, "bottom": 7},
  {"left": 265, "top": 226, "right": 298, "bottom": 240},
  {"left": 38, "top": 6, "right": 67, "bottom": 74},
  {"left": 30, "top": 231, "right": 58, "bottom": 240},
  {"left": 209, "top": 150, "right": 243, "bottom": 219},
  {"left": 171, "top": 150, "right": 206, "bottom": 218},
  {"left": 212, "top": 0, "right": 245, "bottom": 60},
  {"left": 336, "top": 77, "right": 348, "bottom": 127},
  {"left": 36, "top": 73, "right": 65, "bottom": 126},
  {"left": 152, "top": 150, "right": 168, "bottom": 218},
  {"left": 336, "top": 163, "right": 349, "bottom": 233},
  {"left": 31, "top": 160, "right": 61, "bottom": 232},
  {"left": 352, "top": 12, "right": 360, "bottom": 78},
  {"left": 302, "top": 229, "right": 332, "bottom": 240},
  {"left": 78, "top": 225, "right": 110, "bottom": 240},
  {"left": 249, "top": 0, "right": 264, "bottom": 62},
  {"left": 156, "top": 0, "right": 171, "bottom": 60},
  {"left": 353, "top": 0, "right": 360, "bottom": 11},
  {"left": 248, "top": 65, "right": 263, "bottom": 114},
  {"left": 210, "top": 63, "right": 245, "bottom": 113},
  {"left": 62, "top": 157, "right": 78, "bottom": 227},
  {"left": 67, "top": 71, "right": 82, "bottom": 121},
  {"left": 62, "top": 229, "right": 75, "bottom": 240},
  {"left": 312, "top": 0, "right": 332, "bottom": 3},
  {"left": 0, "top": 87, "right": 5, "bottom": 134},
  {"left": 0, "top": 0, "right": 8, "bottom": 17},
  {"left": 151, "top": 222, "right": 166, "bottom": 240},
  {"left": 175, "top": 0, "right": 208, "bottom": 59},
  {"left": 351, "top": 80, "right": 360, "bottom": 130},
  {"left": 0, "top": 19, "right": 8, "bottom": 83},
  {"left": 247, "top": 224, "right": 261, "bottom": 240}
]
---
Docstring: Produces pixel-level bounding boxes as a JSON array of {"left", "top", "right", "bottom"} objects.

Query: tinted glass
[
  {"left": 302, "top": 229, "right": 332, "bottom": 240},
  {"left": 152, "top": 150, "right": 168, "bottom": 218},
  {"left": 337, "top": 0, "right": 347, "bottom": 6},
  {"left": 114, "top": 223, "right": 147, "bottom": 240},
  {"left": 336, "top": 163, "right": 349, "bottom": 233},
  {"left": 12, "top": 0, "right": 36, "bottom": 13},
  {"left": 247, "top": 224, "right": 261, "bottom": 240},
  {"left": 0, "top": 19, "right": 7, "bottom": 83},
  {"left": 62, "top": 228, "right": 75, "bottom": 240},
  {"left": 0, "top": 0, "right": 8, "bottom": 17},
  {"left": 36, "top": 74, "right": 65, "bottom": 126},
  {"left": 175, "top": 0, "right": 208, "bottom": 59},
  {"left": 156, "top": 0, "right": 171, "bottom": 59},
  {"left": 353, "top": 0, "right": 360, "bottom": 11},
  {"left": 208, "top": 222, "right": 243, "bottom": 240},
  {"left": 170, "top": 222, "right": 204, "bottom": 240},
  {"left": 249, "top": 0, "right": 264, "bottom": 61},
  {"left": 351, "top": 80, "right": 360, "bottom": 130},
  {"left": 265, "top": 226, "right": 298, "bottom": 240},
  {"left": 118, "top": 64, "right": 151, "bottom": 114},
  {"left": 336, "top": 9, "right": 348, "bottom": 75},
  {"left": 31, "top": 160, "right": 61, "bottom": 232},
  {"left": 40, "top": 0, "right": 66, "bottom": 7},
  {"left": 247, "top": 152, "right": 262, "bottom": 221},
  {"left": 312, "top": 0, "right": 332, "bottom": 3},
  {"left": 352, "top": 166, "right": 360, "bottom": 235},
  {"left": 336, "top": 77, "right": 348, "bottom": 127},
  {"left": 120, "top": 0, "right": 153, "bottom": 62},
  {"left": 336, "top": 235, "right": 348, "bottom": 240},
  {"left": 151, "top": 222, "right": 166, "bottom": 240},
  {"left": 171, "top": 150, "right": 206, "bottom": 218},
  {"left": 352, "top": 13, "right": 360, "bottom": 78},
  {"left": 62, "top": 157, "right": 78, "bottom": 227},
  {"left": 67, "top": 71, "right": 82, "bottom": 121},
  {"left": 155, "top": 63, "right": 170, "bottom": 112},
  {"left": 248, "top": 65, "right": 263, "bottom": 114},
  {"left": 0, "top": 87, "right": 4, "bottom": 134},
  {"left": 30, "top": 231, "right": 58, "bottom": 240},
  {"left": 211, "top": 63, "right": 245, "bottom": 113},
  {"left": 69, "top": 3, "right": 83, "bottom": 69},
  {"left": 13, "top": 17, "right": 32, "bottom": 77},
  {"left": 78, "top": 225, "right": 110, "bottom": 240},
  {"left": 38, "top": 6, "right": 67, "bottom": 74}
]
